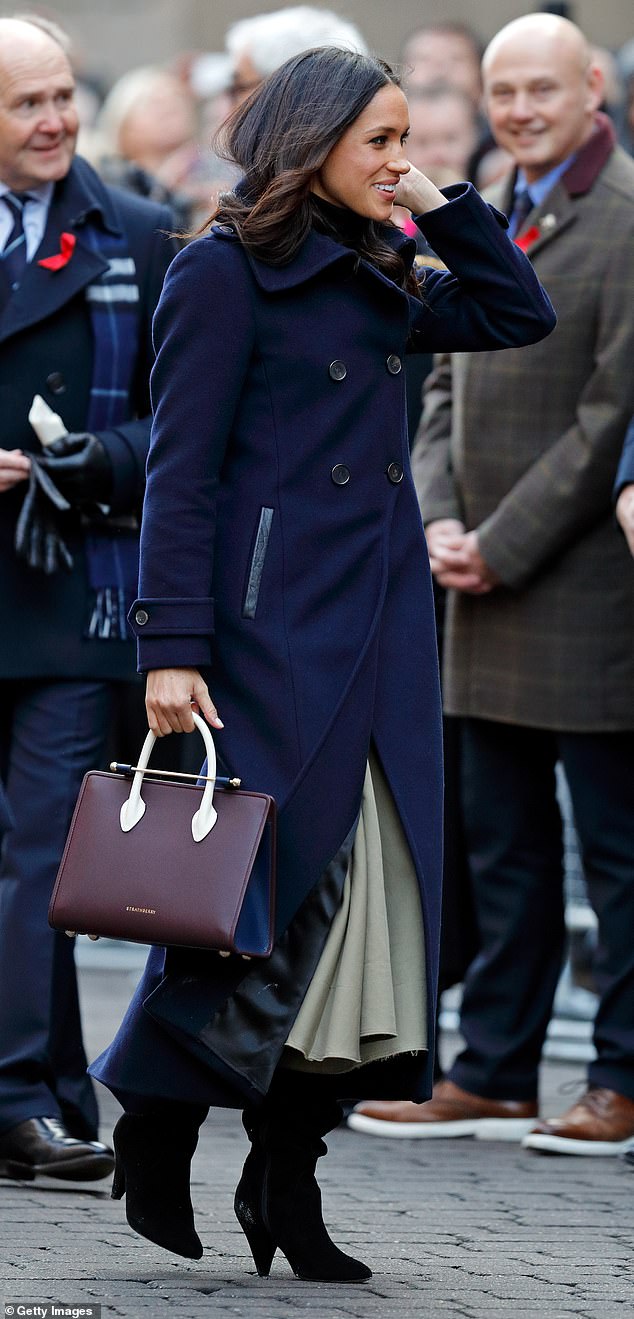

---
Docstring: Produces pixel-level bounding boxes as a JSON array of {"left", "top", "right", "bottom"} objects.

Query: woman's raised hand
[
  {"left": 394, "top": 163, "right": 449, "bottom": 216},
  {"left": 145, "top": 668, "right": 223, "bottom": 737}
]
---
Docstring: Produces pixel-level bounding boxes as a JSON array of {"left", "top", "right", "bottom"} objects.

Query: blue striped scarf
[{"left": 82, "top": 225, "right": 141, "bottom": 640}]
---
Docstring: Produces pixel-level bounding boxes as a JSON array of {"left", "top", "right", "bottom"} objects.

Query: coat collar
[
  {"left": 214, "top": 217, "right": 417, "bottom": 294},
  {"left": 492, "top": 113, "right": 616, "bottom": 261},
  {"left": 561, "top": 112, "right": 616, "bottom": 196},
  {"left": 0, "top": 156, "right": 120, "bottom": 344},
  {"left": 44, "top": 153, "right": 123, "bottom": 234}
]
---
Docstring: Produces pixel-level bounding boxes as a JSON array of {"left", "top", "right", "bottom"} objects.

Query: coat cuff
[
  {"left": 128, "top": 599, "right": 215, "bottom": 673},
  {"left": 414, "top": 182, "right": 509, "bottom": 240},
  {"left": 476, "top": 522, "right": 530, "bottom": 589},
  {"left": 421, "top": 500, "right": 464, "bottom": 526},
  {"left": 127, "top": 597, "right": 215, "bottom": 637}
]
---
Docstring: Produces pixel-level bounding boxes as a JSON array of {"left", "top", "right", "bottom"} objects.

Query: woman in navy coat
[
  {"left": 615, "top": 417, "right": 634, "bottom": 555},
  {"left": 91, "top": 48, "right": 555, "bottom": 1281}
]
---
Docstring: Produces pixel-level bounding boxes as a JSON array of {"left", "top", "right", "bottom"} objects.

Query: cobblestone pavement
[{"left": 1, "top": 965, "right": 632, "bottom": 1319}]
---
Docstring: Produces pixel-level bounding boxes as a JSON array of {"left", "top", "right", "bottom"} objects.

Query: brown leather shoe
[
  {"left": 522, "top": 1087, "right": 634, "bottom": 1155},
  {"left": 347, "top": 1080, "right": 538, "bottom": 1140},
  {"left": 0, "top": 1117, "right": 114, "bottom": 1181}
]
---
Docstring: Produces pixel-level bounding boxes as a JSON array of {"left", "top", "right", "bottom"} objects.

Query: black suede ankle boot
[
  {"left": 234, "top": 1091, "right": 371, "bottom": 1282},
  {"left": 111, "top": 1106, "right": 207, "bottom": 1259}
]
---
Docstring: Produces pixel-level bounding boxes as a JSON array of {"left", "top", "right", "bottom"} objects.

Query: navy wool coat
[{"left": 91, "top": 183, "right": 555, "bottom": 1109}]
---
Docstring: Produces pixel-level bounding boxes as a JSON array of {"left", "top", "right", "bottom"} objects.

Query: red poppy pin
[
  {"left": 38, "top": 231, "right": 76, "bottom": 271},
  {"left": 514, "top": 225, "right": 541, "bottom": 253}
]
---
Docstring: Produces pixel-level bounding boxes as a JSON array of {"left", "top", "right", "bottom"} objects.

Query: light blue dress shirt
[
  {"left": 513, "top": 153, "right": 578, "bottom": 211},
  {"left": 0, "top": 182, "right": 54, "bottom": 261}
]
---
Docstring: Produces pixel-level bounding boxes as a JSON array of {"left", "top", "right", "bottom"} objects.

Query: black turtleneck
[
  {"left": 308, "top": 194, "right": 416, "bottom": 301},
  {"left": 309, "top": 194, "right": 369, "bottom": 250}
]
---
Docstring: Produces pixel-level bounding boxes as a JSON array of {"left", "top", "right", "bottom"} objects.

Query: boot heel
[
  {"left": 256, "top": 1108, "right": 372, "bottom": 1282},
  {"left": 111, "top": 1158, "right": 125, "bottom": 1200},
  {"left": 234, "top": 1197, "right": 276, "bottom": 1277}
]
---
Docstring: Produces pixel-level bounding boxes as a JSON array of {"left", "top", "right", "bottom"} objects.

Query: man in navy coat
[{"left": 0, "top": 15, "right": 175, "bottom": 1180}]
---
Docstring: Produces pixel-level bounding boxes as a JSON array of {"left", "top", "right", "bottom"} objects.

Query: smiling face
[
  {"left": 311, "top": 83, "right": 410, "bottom": 221},
  {"left": 483, "top": 27, "right": 602, "bottom": 183},
  {"left": 0, "top": 23, "right": 78, "bottom": 193}
]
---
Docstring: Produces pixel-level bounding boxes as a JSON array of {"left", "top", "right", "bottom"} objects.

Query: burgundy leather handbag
[{"left": 48, "top": 713, "right": 276, "bottom": 957}]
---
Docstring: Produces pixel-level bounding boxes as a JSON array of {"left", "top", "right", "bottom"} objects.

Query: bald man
[
  {"left": 0, "top": 15, "right": 176, "bottom": 1180},
  {"left": 352, "top": 15, "right": 634, "bottom": 1156}
]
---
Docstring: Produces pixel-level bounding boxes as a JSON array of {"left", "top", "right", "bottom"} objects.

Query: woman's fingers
[
  {"left": 145, "top": 697, "right": 193, "bottom": 737},
  {"left": 145, "top": 668, "right": 223, "bottom": 736},
  {"left": 145, "top": 669, "right": 192, "bottom": 736},
  {"left": 145, "top": 702, "right": 177, "bottom": 737},
  {"left": 191, "top": 675, "right": 224, "bottom": 729}
]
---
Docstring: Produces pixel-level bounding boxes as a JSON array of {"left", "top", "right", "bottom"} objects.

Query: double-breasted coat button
[
  {"left": 386, "top": 354, "right": 402, "bottom": 375},
  {"left": 46, "top": 371, "right": 66, "bottom": 394},
  {"left": 135, "top": 608, "right": 149, "bottom": 626},
  {"left": 329, "top": 360, "right": 347, "bottom": 381},
  {"left": 331, "top": 464, "right": 351, "bottom": 486},
  {"left": 387, "top": 462, "right": 403, "bottom": 484}
]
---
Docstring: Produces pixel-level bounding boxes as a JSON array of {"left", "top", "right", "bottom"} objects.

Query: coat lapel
[
  {"left": 488, "top": 173, "right": 575, "bottom": 260},
  {"left": 0, "top": 157, "right": 121, "bottom": 345},
  {"left": 515, "top": 182, "right": 577, "bottom": 259}
]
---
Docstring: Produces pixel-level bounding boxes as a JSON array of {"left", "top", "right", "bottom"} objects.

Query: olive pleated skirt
[{"left": 282, "top": 751, "right": 428, "bottom": 1074}]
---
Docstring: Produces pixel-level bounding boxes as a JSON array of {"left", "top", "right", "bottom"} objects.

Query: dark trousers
[
  {"left": 0, "top": 679, "right": 111, "bottom": 1136},
  {"left": 449, "top": 718, "right": 634, "bottom": 1102}
]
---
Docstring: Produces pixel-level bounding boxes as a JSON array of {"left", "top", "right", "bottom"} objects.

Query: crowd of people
[
  {"left": 0, "top": 0, "right": 633, "bottom": 1285},
  {"left": 69, "top": 12, "right": 634, "bottom": 217}
]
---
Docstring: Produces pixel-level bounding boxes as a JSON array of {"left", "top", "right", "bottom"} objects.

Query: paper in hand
[{"left": 28, "top": 394, "right": 68, "bottom": 447}]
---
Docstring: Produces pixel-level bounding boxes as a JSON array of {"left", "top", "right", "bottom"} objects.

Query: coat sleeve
[
  {"left": 614, "top": 417, "right": 634, "bottom": 501},
  {"left": 407, "top": 183, "right": 556, "bottom": 354},
  {"left": 410, "top": 354, "right": 463, "bottom": 526},
  {"left": 128, "top": 236, "right": 255, "bottom": 671},
  {"left": 93, "top": 205, "right": 178, "bottom": 514},
  {"left": 477, "top": 227, "right": 634, "bottom": 587}
]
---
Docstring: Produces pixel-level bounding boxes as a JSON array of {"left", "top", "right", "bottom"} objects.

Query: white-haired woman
[{"left": 225, "top": 4, "right": 367, "bottom": 104}]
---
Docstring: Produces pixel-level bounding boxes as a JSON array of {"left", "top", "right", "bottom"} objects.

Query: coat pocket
[{"left": 242, "top": 507, "right": 274, "bottom": 619}]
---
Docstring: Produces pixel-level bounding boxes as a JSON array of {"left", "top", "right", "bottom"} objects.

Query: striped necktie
[
  {"left": 508, "top": 188, "right": 534, "bottom": 239},
  {"left": 2, "top": 191, "right": 31, "bottom": 292}
]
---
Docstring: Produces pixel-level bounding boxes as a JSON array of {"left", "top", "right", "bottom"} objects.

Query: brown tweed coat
[{"left": 412, "top": 117, "right": 634, "bottom": 732}]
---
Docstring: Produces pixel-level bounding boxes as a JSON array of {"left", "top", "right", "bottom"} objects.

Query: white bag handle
[{"left": 119, "top": 711, "right": 218, "bottom": 842}]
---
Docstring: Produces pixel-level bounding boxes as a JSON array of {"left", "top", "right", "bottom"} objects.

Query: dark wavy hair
[{"left": 210, "top": 46, "right": 420, "bottom": 296}]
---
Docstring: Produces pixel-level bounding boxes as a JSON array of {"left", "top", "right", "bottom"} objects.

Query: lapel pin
[{"left": 541, "top": 213, "right": 557, "bottom": 231}]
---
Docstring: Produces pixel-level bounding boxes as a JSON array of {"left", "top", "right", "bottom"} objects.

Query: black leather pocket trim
[{"left": 242, "top": 507, "right": 274, "bottom": 619}]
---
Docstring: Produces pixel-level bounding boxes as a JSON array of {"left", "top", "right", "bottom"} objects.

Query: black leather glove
[
  {"left": 14, "top": 455, "right": 74, "bottom": 574},
  {"left": 38, "top": 432, "right": 113, "bottom": 504}
]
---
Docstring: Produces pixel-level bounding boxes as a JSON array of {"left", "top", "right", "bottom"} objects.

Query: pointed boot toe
[{"left": 112, "top": 1113, "right": 203, "bottom": 1259}]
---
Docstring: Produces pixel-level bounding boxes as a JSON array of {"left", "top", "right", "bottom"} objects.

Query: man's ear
[{"left": 585, "top": 62, "right": 604, "bottom": 115}]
